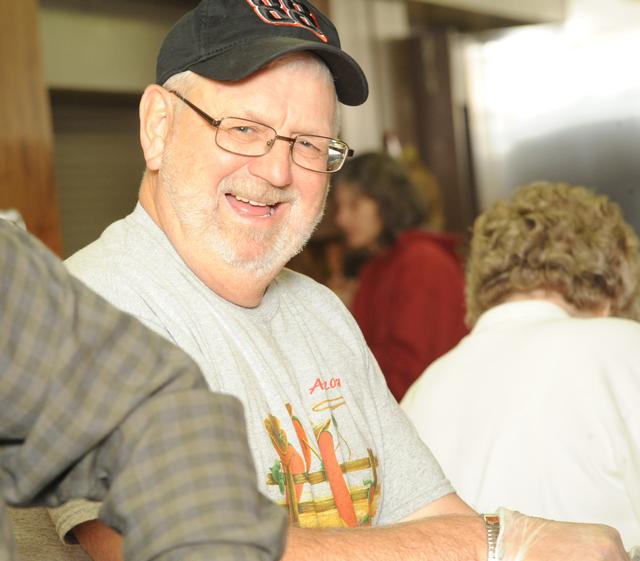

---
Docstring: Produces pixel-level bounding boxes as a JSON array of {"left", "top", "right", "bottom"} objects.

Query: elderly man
[
  {"left": 0, "top": 219, "right": 285, "bottom": 561},
  {"left": 402, "top": 182, "right": 640, "bottom": 551},
  {"left": 56, "top": 1, "right": 630, "bottom": 560}
]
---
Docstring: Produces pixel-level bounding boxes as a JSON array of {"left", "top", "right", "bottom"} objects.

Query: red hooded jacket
[{"left": 352, "top": 229, "right": 468, "bottom": 402}]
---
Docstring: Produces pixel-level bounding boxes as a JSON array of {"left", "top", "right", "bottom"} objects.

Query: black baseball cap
[{"left": 156, "top": 0, "right": 368, "bottom": 106}]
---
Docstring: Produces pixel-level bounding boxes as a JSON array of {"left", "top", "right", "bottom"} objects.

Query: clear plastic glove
[
  {"left": 628, "top": 546, "right": 640, "bottom": 560},
  {"left": 496, "top": 508, "right": 629, "bottom": 561}
]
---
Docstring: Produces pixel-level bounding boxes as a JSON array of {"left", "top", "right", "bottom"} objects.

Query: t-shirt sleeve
[
  {"left": 48, "top": 500, "right": 101, "bottom": 544},
  {"left": 359, "top": 330, "right": 455, "bottom": 524}
]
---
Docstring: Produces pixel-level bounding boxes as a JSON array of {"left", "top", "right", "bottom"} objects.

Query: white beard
[
  {"left": 159, "top": 149, "right": 327, "bottom": 278},
  {"left": 203, "top": 177, "right": 327, "bottom": 277}
]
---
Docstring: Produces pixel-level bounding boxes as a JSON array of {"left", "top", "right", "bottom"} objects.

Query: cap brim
[{"left": 186, "top": 36, "right": 368, "bottom": 106}]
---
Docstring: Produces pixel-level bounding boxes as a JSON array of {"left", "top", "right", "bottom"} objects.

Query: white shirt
[{"left": 401, "top": 300, "right": 640, "bottom": 548}]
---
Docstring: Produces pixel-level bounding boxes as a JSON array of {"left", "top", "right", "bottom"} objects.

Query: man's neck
[{"left": 176, "top": 240, "right": 272, "bottom": 308}]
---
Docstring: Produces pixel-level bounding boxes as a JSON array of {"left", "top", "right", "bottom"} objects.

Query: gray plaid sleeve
[{"left": 0, "top": 221, "right": 286, "bottom": 561}]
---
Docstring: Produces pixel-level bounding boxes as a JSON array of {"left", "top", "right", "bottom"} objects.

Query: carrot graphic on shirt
[
  {"left": 286, "top": 402, "right": 313, "bottom": 472},
  {"left": 314, "top": 419, "right": 358, "bottom": 528},
  {"left": 264, "top": 415, "right": 305, "bottom": 503},
  {"left": 264, "top": 399, "right": 380, "bottom": 528}
]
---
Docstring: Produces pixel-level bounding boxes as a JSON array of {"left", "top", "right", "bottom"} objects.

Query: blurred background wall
[
  {"left": 333, "top": 0, "right": 639, "bottom": 238},
  {"left": 0, "top": 0, "right": 60, "bottom": 253},
  {"left": 461, "top": 0, "right": 640, "bottom": 230},
  {"left": 1, "top": 0, "right": 638, "bottom": 267}
]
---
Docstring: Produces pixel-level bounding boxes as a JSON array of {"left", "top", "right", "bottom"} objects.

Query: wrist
[{"left": 481, "top": 513, "right": 500, "bottom": 561}]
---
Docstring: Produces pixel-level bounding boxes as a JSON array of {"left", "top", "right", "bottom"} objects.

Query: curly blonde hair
[{"left": 465, "top": 181, "right": 640, "bottom": 325}]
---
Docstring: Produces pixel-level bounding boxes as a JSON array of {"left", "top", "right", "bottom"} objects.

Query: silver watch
[{"left": 482, "top": 513, "right": 500, "bottom": 561}]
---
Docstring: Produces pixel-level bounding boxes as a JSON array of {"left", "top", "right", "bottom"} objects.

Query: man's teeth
[{"left": 234, "top": 195, "right": 271, "bottom": 207}]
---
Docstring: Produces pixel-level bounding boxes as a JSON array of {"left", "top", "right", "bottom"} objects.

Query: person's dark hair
[{"left": 334, "top": 152, "right": 427, "bottom": 247}]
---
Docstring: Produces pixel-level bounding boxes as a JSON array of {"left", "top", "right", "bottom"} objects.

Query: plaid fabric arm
[{"left": 0, "top": 221, "right": 286, "bottom": 561}]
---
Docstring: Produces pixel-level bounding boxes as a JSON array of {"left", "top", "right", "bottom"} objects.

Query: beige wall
[
  {"left": 39, "top": 4, "right": 183, "bottom": 92},
  {"left": 329, "top": 0, "right": 410, "bottom": 153},
  {"left": 330, "top": 0, "right": 567, "bottom": 153},
  {"left": 412, "top": 0, "right": 565, "bottom": 22}
]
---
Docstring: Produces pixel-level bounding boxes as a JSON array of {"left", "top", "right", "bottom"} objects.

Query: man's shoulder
[
  {"left": 277, "top": 267, "right": 342, "bottom": 301},
  {"left": 276, "top": 268, "right": 357, "bottom": 316},
  {"left": 66, "top": 236, "right": 119, "bottom": 277},
  {"left": 64, "top": 211, "right": 167, "bottom": 318},
  {"left": 275, "top": 267, "right": 364, "bottom": 335},
  {"left": 65, "top": 210, "right": 158, "bottom": 281},
  {"left": 65, "top": 235, "right": 128, "bottom": 296}
]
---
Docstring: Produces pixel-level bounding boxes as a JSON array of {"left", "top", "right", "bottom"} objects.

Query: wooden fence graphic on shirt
[{"left": 264, "top": 402, "right": 379, "bottom": 528}]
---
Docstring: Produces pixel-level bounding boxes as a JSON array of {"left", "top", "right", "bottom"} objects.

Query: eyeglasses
[{"left": 169, "top": 91, "right": 354, "bottom": 174}]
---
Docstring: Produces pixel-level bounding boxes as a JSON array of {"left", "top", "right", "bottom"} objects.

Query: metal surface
[{"left": 461, "top": 0, "right": 640, "bottom": 232}]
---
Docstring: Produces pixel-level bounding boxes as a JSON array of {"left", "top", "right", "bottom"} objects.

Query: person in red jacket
[{"left": 333, "top": 152, "right": 468, "bottom": 401}]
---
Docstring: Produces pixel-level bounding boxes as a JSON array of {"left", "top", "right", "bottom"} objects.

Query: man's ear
[{"left": 139, "top": 85, "right": 173, "bottom": 171}]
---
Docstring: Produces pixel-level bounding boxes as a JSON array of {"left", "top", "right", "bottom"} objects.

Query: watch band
[{"left": 482, "top": 513, "right": 500, "bottom": 561}]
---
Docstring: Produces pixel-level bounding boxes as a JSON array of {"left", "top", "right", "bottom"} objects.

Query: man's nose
[{"left": 248, "top": 136, "right": 294, "bottom": 188}]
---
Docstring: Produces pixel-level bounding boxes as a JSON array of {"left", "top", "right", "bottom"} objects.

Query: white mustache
[{"left": 220, "top": 177, "right": 294, "bottom": 206}]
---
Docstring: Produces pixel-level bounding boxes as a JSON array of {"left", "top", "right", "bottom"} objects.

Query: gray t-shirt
[{"left": 60, "top": 204, "right": 452, "bottom": 530}]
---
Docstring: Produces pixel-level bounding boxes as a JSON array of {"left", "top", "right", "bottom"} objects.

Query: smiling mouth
[{"left": 226, "top": 194, "right": 282, "bottom": 218}]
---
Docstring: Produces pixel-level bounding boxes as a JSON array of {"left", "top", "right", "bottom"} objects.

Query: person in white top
[{"left": 402, "top": 181, "right": 640, "bottom": 549}]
